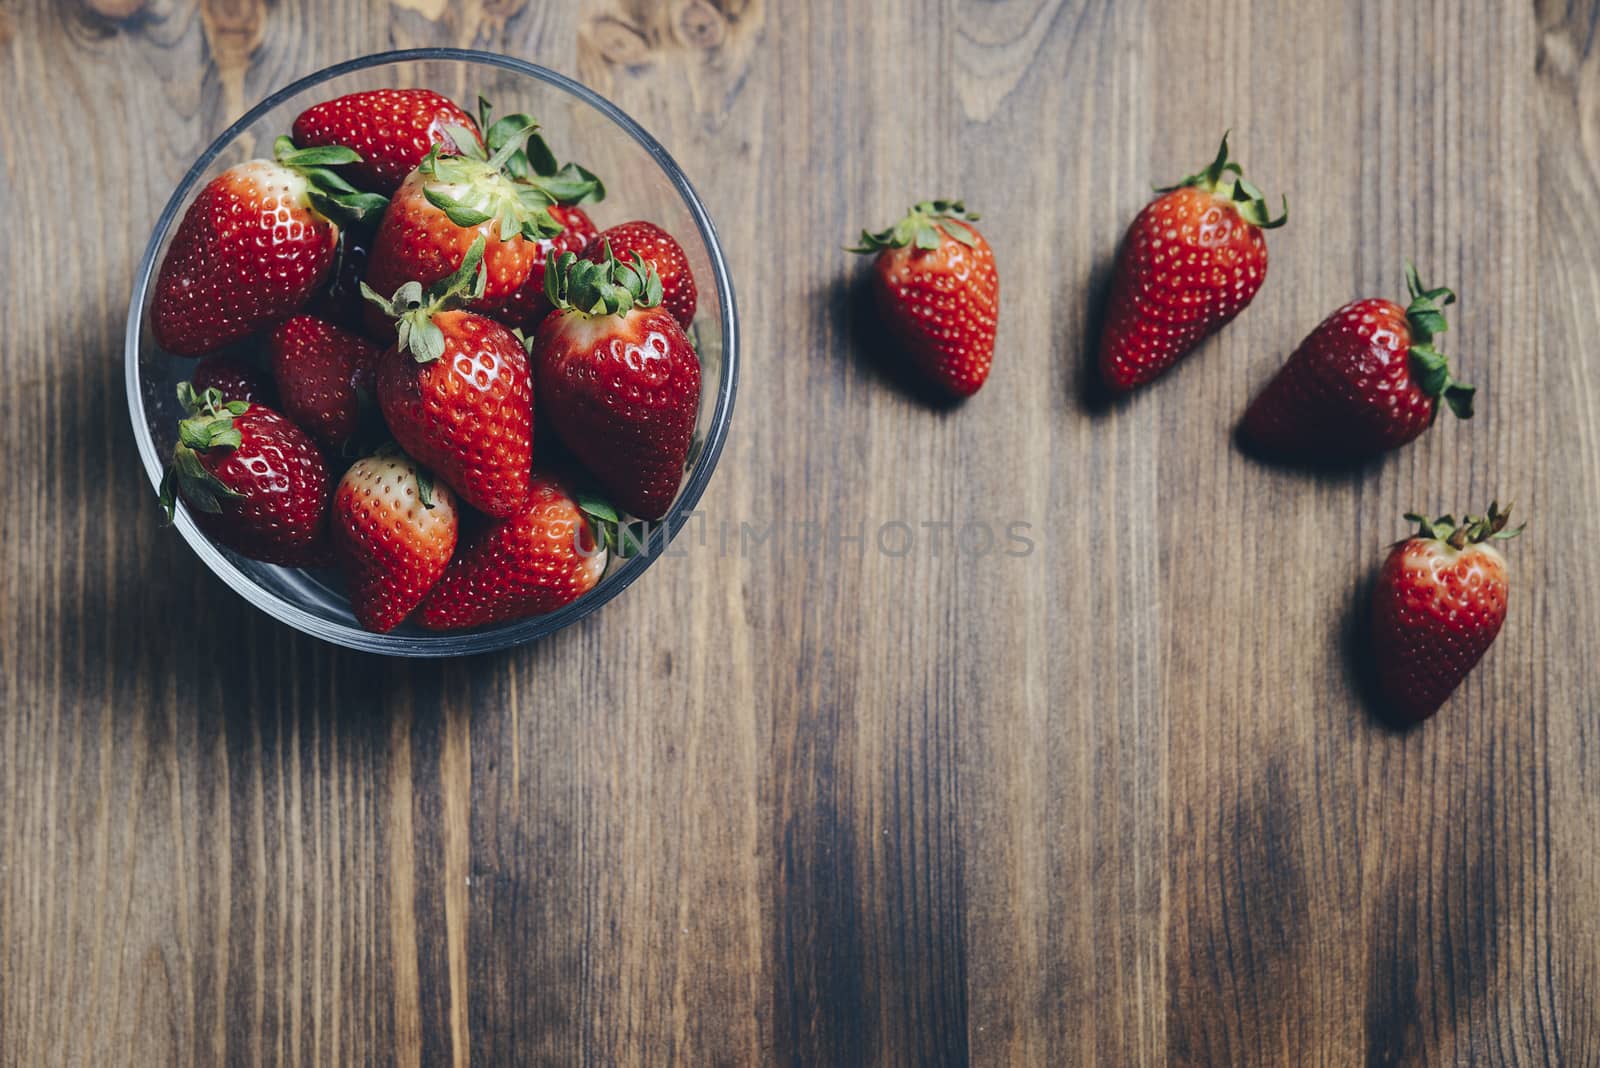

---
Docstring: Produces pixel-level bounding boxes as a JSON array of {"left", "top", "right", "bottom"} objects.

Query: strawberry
[
  {"left": 363, "top": 236, "right": 534, "bottom": 517},
  {"left": 291, "top": 88, "right": 482, "bottom": 195},
  {"left": 484, "top": 203, "right": 601, "bottom": 330},
  {"left": 530, "top": 249, "right": 701, "bottom": 520},
  {"left": 418, "top": 473, "right": 609, "bottom": 630},
  {"left": 159, "top": 383, "right": 332, "bottom": 566},
  {"left": 362, "top": 115, "right": 565, "bottom": 331},
  {"left": 267, "top": 314, "right": 379, "bottom": 450},
  {"left": 1240, "top": 265, "right": 1473, "bottom": 462},
  {"left": 1099, "top": 134, "right": 1286, "bottom": 391},
  {"left": 1372, "top": 505, "right": 1523, "bottom": 723},
  {"left": 847, "top": 200, "right": 999, "bottom": 398},
  {"left": 152, "top": 138, "right": 387, "bottom": 357},
  {"left": 191, "top": 355, "right": 275, "bottom": 406},
  {"left": 332, "top": 450, "right": 458, "bottom": 633},
  {"left": 582, "top": 221, "right": 697, "bottom": 328}
]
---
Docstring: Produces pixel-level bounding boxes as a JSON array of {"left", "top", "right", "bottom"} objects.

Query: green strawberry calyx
[
  {"left": 158, "top": 383, "right": 248, "bottom": 522},
  {"left": 1402, "top": 262, "right": 1475, "bottom": 420},
  {"left": 1160, "top": 132, "right": 1288, "bottom": 231},
  {"left": 274, "top": 136, "right": 389, "bottom": 229},
  {"left": 416, "top": 113, "right": 564, "bottom": 243},
  {"left": 1404, "top": 501, "right": 1524, "bottom": 551},
  {"left": 575, "top": 492, "right": 642, "bottom": 559},
  {"left": 544, "top": 243, "right": 664, "bottom": 316},
  {"left": 477, "top": 95, "right": 606, "bottom": 206},
  {"left": 847, "top": 199, "right": 981, "bottom": 254},
  {"left": 361, "top": 234, "right": 489, "bottom": 364}
]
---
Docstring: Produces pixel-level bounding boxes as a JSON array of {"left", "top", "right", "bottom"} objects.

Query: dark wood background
[{"left": 3, "top": 0, "right": 1598, "bottom": 1064}]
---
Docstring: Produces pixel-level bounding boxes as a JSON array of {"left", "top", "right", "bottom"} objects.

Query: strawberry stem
[
  {"left": 478, "top": 95, "right": 607, "bottom": 206},
  {"left": 360, "top": 234, "right": 489, "bottom": 363},
  {"left": 1405, "top": 502, "right": 1524, "bottom": 549},
  {"left": 848, "top": 199, "right": 981, "bottom": 254},
  {"left": 545, "top": 242, "right": 663, "bottom": 316},
  {"left": 1158, "top": 132, "right": 1288, "bottom": 230},
  {"left": 275, "top": 135, "right": 389, "bottom": 228},
  {"left": 1401, "top": 261, "right": 1474, "bottom": 419}
]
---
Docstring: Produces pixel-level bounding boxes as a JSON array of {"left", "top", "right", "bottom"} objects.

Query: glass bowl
[{"left": 125, "top": 49, "right": 738, "bottom": 656}]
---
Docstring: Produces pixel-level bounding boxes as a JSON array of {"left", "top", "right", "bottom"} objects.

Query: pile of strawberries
[
  {"left": 152, "top": 89, "right": 702, "bottom": 633},
  {"left": 849, "top": 136, "right": 1520, "bottom": 725}
]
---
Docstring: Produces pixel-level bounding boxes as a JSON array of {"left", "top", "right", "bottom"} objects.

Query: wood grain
[{"left": 2, "top": 0, "right": 1597, "bottom": 1064}]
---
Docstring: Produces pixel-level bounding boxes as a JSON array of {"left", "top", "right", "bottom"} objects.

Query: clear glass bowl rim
[{"left": 124, "top": 47, "right": 740, "bottom": 657}]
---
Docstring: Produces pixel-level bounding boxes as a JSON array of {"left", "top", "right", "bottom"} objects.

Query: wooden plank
[{"left": 0, "top": 0, "right": 1596, "bottom": 1064}]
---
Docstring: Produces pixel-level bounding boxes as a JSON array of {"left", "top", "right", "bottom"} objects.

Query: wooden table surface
[{"left": 4, "top": 0, "right": 1598, "bottom": 1064}]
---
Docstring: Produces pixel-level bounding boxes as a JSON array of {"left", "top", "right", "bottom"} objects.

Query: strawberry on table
[
  {"left": 1372, "top": 505, "right": 1523, "bottom": 723},
  {"left": 419, "top": 473, "right": 610, "bottom": 630},
  {"left": 158, "top": 383, "right": 332, "bottom": 566},
  {"left": 363, "top": 236, "right": 534, "bottom": 518},
  {"left": 268, "top": 315, "right": 380, "bottom": 451},
  {"left": 1099, "top": 134, "right": 1286, "bottom": 392},
  {"left": 848, "top": 199, "right": 999, "bottom": 398},
  {"left": 1240, "top": 264, "right": 1473, "bottom": 462},
  {"left": 291, "top": 88, "right": 482, "bottom": 196},
  {"left": 530, "top": 249, "right": 701, "bottom": 521},
  {"left": 191, "top": 354, "right": 275, "bottom": 406},
  {"left": 152, "top": 137, "right": 387, "bottom": 358},
  {"left": 332, "top": 450, "right": 458, "bottom": 633},
  {"left": 582, "top": 221, "right": 698, "bottom": 329},
  {"left": 362, "top": 115, "right": 564, "bottom": 329}
]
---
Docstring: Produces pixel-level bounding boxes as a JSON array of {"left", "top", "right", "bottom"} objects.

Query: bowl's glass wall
[{"left": 128, "top": 52, "right": 735, "bottom": 656}]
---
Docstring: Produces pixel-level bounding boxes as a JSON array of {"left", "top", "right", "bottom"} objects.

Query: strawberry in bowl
[{"left": 129, "top": 52, "right": 735, "bottom": 655}]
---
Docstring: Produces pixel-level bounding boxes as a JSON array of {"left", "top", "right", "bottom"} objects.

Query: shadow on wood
[
  {"left": 1075, "top": 245, "right": 1123, "bottom": 415},
  {"left": 1337, "top": 567, "right": 1419, "bottom": 734},
  {"left": 818, "top": 270, "right": 972, "bottom": 412}
]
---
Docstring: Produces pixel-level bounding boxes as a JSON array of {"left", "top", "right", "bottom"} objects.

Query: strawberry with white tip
[{"left": 332, "top": 450, "right": 458, "bottom": 633}]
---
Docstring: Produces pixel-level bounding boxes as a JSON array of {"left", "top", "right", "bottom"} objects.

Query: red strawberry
[
  {"left": 1240, "top": 265, "right": 1473, "bottom": 462},
  {"left": 419, "top": 473, "right": 609, "bottom": 630},
  {"left": 583, "top": 221, "right": 698, "bottom": 328},
  {"left": 848, "top": 200, "right": 999, "bottom": 397},
  {"left": 363, "top": 118, "right": 565, "bottom": 332},
  {"left": 363, "top": 237, "right": 534, "bottom": 517},
  {"left": 484, "top": 203, "right": 601, "bottom": 330},
  {"left": 332, "top": 450, "right": 458, "bottom": 633},
  {"left": 267, "top": 314, "right": 379, "bottom": 450},
  {"left": 291, "top": 88, "right": 482, "bottom": 195},
  {"left": 531, "top": 250, "right": 701, "bottom": 520},
  {"left": 1372, "top": 505, "right": 1523, "bottom": 722},
  {"left": 191, "top": 355, "right": 275, "bottom": 406},
  {"left": 159, "top": 384, "right": 332, "bottom": 566},
  {"left": 1099, "top": 134, "right": 1286, "bottom": 391},
  {"left": 152, "top": 138, "right": 387, "bottom": 357}
]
